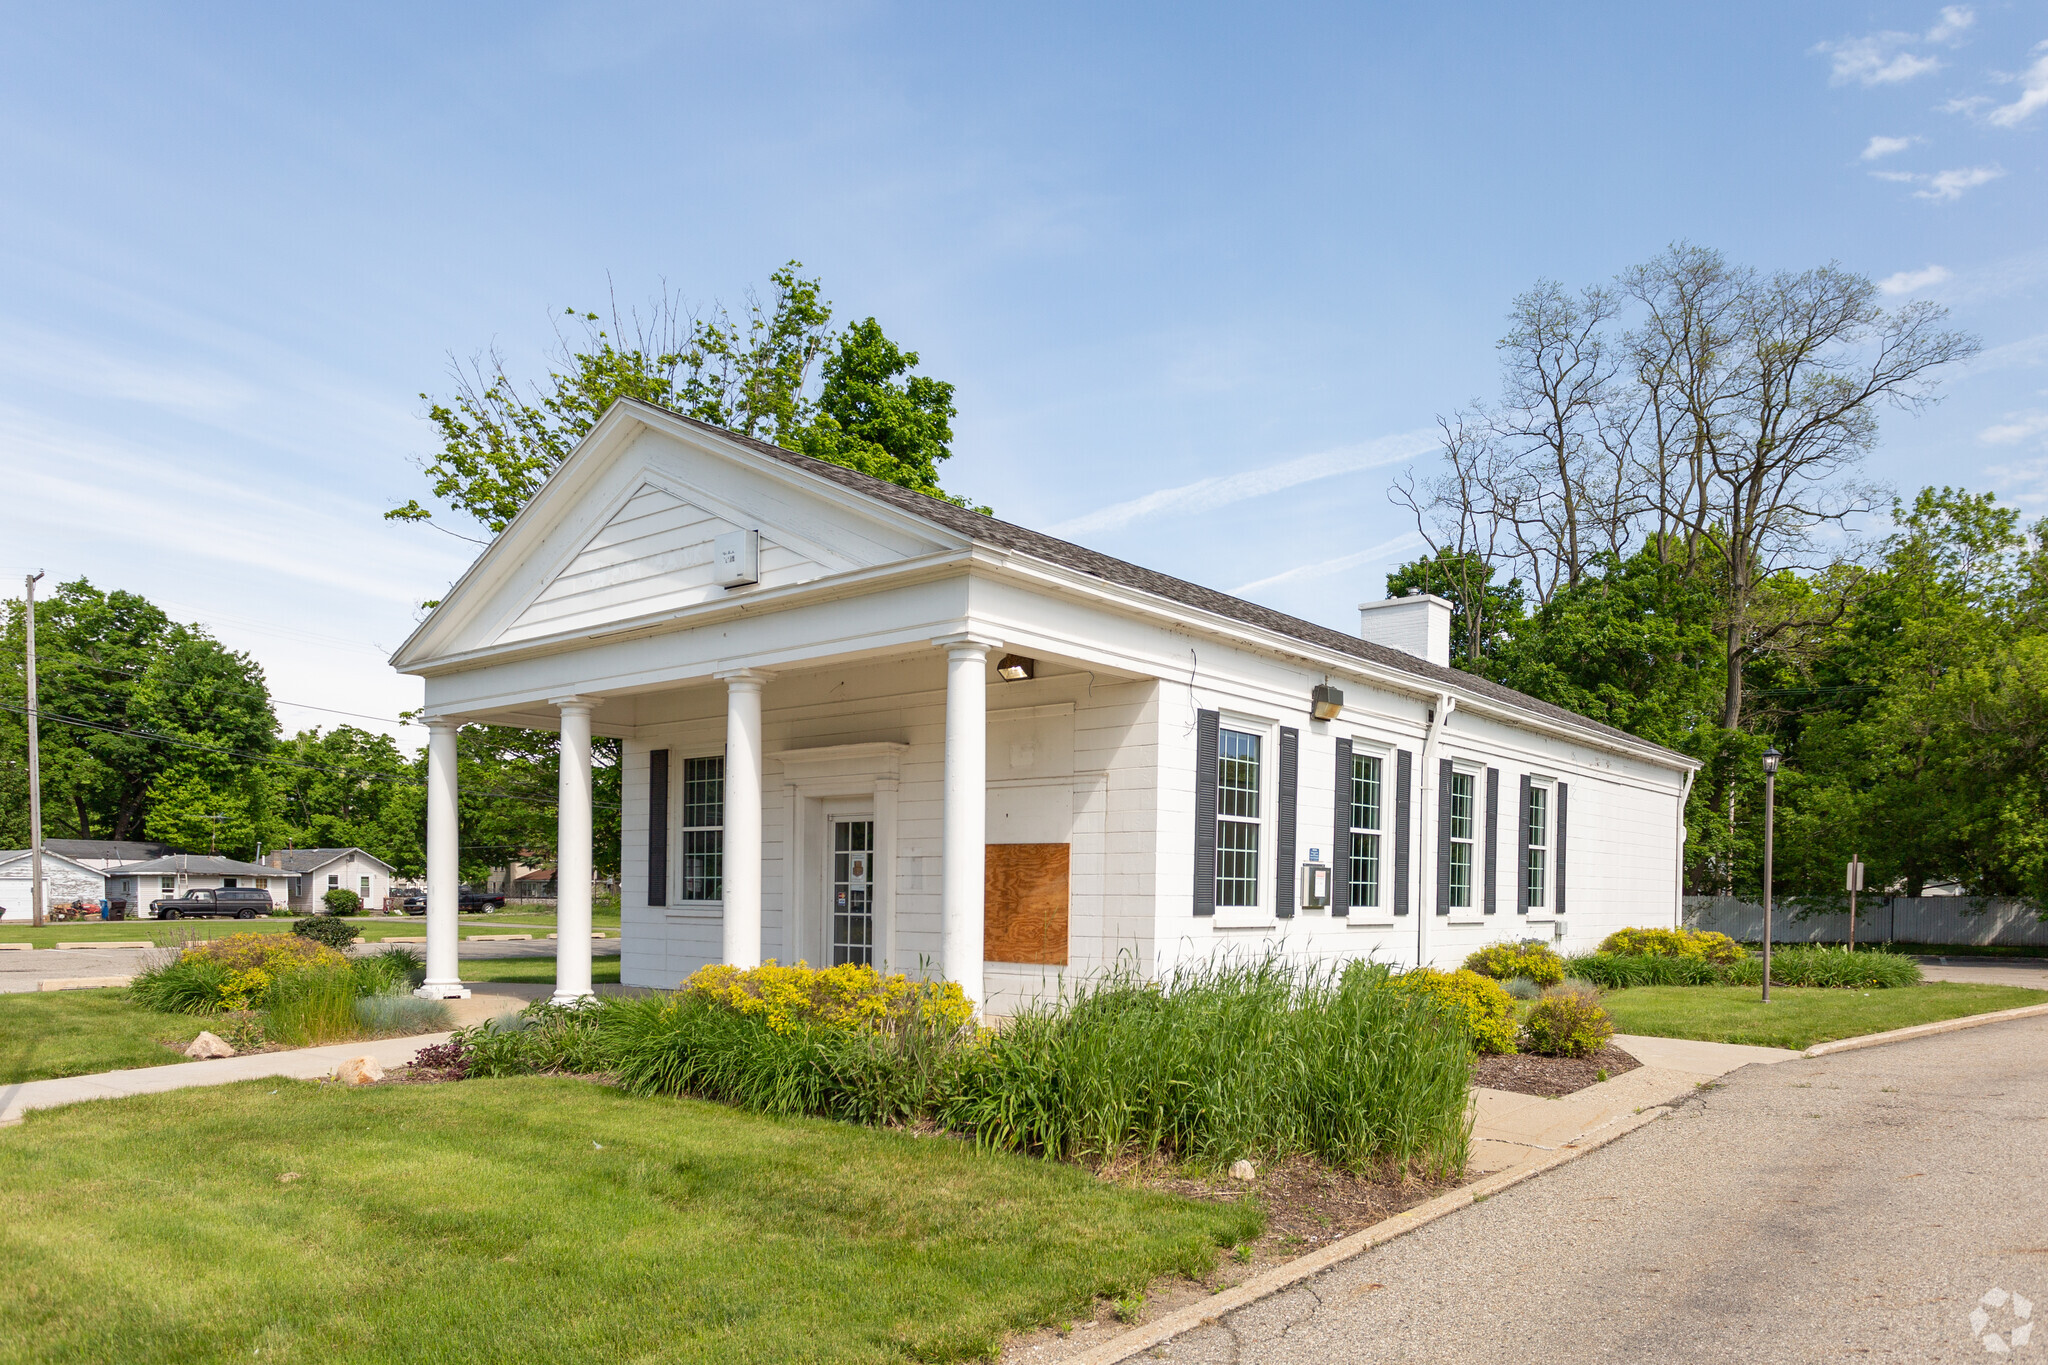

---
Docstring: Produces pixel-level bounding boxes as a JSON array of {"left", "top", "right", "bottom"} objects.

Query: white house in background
[
  {"left": 103, "top": 854, "right": 287, "bottom": 916},
  {"left": 0, "top": 850, "right": 106, "bottom": 921},
  {"left": 265, "top": 848, "right": 398, "bottom": 913},
  {"left": 390, "top": 399, "right": 1697, "bottom": 1012}
]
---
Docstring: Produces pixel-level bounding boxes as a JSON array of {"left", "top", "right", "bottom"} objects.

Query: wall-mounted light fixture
[
  {"left": 1310, "top": 684, "right": 1344, "bottom": 721},
  {"left": 996, "top": 654, "right": 1036, "bottom": 681}
]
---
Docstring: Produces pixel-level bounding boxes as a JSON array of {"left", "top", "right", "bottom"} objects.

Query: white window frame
[
  {"left": 1525, "top": 776, "right": 1555, "bottom": 916},
  {"left": 1213, "top": 711, "right": 1280, "bottom": 927},
  {"left": 1445, "top": 760, "right": 1482, "bottom": 917},
  {"left": 1346, "top": 737, "right": 1394, "bottom": 925},
  {"left": 676, "top": 752, "right": 726, "bottom": 905}
]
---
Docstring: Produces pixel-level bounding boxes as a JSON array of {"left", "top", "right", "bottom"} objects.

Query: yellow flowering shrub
[
  {"left": 1392, "top": 967, "right": 1519, "bottom": 1054},
  {"left": 1599, "top": 927, "right": 1746, "bottom": 964},
  {"left": 1462, "top": 940, "right": 1566, "bottom": 986},
  {"left": 683, "top": 960, "right": 974, "bottom": 1035},
  {"left": 182, "top": 933, "right": 349, "bottom": 1011}
]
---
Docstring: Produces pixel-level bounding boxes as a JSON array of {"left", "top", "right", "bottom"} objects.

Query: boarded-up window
[{"left": 984, "top": 843, "right": 1070, "bottom": 965}]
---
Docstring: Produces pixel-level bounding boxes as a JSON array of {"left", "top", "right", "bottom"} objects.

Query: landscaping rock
[
  {"left": 335, "top": 1056, "right": 384, "bottom": 1086},
  {"left": 1229, "top": 1159, "right": 1257, "bottom": 1182},
  {"left": 184, "top": 1031, "right": 235, "bottom": 1059}
]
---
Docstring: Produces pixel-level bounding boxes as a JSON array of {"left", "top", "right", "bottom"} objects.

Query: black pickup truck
[
  {"left": 151, "top": 887, "right": 275, "bottom": 920},
  {"left": 400, "top": 888, "right": 506, "bottom": 915}
]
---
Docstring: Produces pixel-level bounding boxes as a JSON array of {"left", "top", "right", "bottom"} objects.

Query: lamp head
[
  {"left": 1761, "top": 745, "right": 1782, "bottom": 776},
  {"left": 1310, "top": 683, "right": 1344, "bottom": 722}
]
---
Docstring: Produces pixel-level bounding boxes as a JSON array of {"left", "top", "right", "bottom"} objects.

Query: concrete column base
[{"left": 414, "top": 982, "right": 472, "bottom": 1000}]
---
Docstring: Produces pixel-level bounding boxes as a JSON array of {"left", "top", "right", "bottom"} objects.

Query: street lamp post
[{"left": 1761, "top": 745, "right": 1781, "bottom": 1004}]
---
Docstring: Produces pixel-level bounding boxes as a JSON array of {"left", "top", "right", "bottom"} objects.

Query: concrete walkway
[
  {"left": 1917, "top": 955, "right": 2048, "bottom": 991},
  {"left": 1108, "top": 1014, "right": 2048, "bottom": 1364}
]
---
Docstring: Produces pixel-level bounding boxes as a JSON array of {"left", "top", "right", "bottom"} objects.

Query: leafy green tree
[
  {"left": 131, "top": 631, "right": 279, "bottom": 859},
  {"left": 389, "top": 264, "right": 974, "bottom": 537},
  {"left": 273, "top": 726, "right": 424, "bottom": 875},
  {"left": 1384, "top": 550, "right": 1524, "bottom": 665}
]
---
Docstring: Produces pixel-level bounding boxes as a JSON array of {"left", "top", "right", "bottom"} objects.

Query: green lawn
[
  {"left": 0, "top": 1076, "right": 1255, "bottom": 1363},
  {"left": 0, "top": 990, "right": 208, "bottom": 1084},
  {"left": 460, "top": 953, "right": 624, "bottom": 986},
  {"left": 1602, "top": 981, "right": 2046, "bottom": 1050}
]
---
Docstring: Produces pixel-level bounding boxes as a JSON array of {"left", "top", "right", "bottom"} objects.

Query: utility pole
[{"left": 24, "top": 571, "right": 45, "bottom": 929}]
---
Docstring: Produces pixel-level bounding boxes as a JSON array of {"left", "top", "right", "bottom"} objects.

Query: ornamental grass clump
[
  {"left": 1563, "top": 951, "right": 1720, "bottom": 990},
  {"left": 1462, "top": 940, "right": 1566, "bottom": 987},
  {"left": 1519, "top": 982, "right": 1615, "bottom": 1058},
  {"left": 1721, "top": 944, "right": 1922, "bottom": 989},
  {"left": 1388, "top": 967, "right": 1519, "bottom": 1054},
  {"left": 129, "top": 933, "right": 350, "bottom": 1015}
]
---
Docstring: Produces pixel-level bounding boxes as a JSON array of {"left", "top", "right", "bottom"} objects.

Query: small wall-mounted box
[
  {"left": 1300, "top": 862, "right": 1331, "bottom": 911},
  {"left": 712, "top": 529, "right": 760, "bottom": 587}
]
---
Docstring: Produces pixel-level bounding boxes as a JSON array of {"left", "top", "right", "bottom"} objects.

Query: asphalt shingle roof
[
  {"left": 628, "top": 399, "right": 1684, "bottom": 762},
  {"left": 101, "top": 854, "right": 284, "bottom": 878},
  {"left": 267, "top": 847, "right": 392, "bottom": 874}
]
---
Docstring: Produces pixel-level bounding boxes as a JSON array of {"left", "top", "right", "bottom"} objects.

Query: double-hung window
[
  {"left": 1349, "top": 752, "right": 1382, "bottom": 910},
  {"left": 1525, "top": 783, "right": 1549, "bottom": 910},
  {"left": 680, "top": 755, "right": 726, "bottom": 901},
  {"left": 1447, "top": 770, "right": 1475, "bottom": 910},
  {"left": 1215, "top": 729, "right": 1262, "bottom": 908}
]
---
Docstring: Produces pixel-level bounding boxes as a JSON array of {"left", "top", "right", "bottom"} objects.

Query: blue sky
[{"left": 3, "top": 2, "right": 2043, "bottom": 744}]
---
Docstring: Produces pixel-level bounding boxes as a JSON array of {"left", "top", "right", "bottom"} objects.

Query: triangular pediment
[{"left": 394, "top": 405, "right": 965, "bottom": 667}]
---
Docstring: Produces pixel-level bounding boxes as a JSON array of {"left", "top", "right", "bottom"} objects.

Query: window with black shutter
[
  {"left": 1274, "top": 727, "right": 1297, "bottom": 918},
  {"left": 1331, "top": 738, "right": 1353, "bottom": 917},
  {"left": 1393, "top": 749, "right": 1412, "bottom": 916},
  {"left": 647, "top": 748, "right": 669, "bottom": 907},
  {"left": 1193, "top": 710, "right": 1219, "bottom": 916}
]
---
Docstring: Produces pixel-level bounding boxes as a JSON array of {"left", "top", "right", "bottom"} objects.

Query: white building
[
  {"left": 265, "top": 848, "right": 399, "bottom": 913},
  {"left": 103, "top": 855, "right": 287, "bottom": 917},
  {"left": 392, "top": 399, "right": 1696, "bottom": 1011},
  {"left": 0, "top": 850, "right": 106, "bottom": 921}
]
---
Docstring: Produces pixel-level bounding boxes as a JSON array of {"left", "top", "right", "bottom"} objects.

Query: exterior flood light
[
  {"left": 996, "top": 654, "right": 1036, "bottom": 681},
  {"left": 1310, "top": 684, "right": 1344, "bottom": 721}
]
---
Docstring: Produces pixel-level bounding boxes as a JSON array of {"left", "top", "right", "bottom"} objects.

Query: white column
[
  {"left": 552, "top": 697, "right": 597, "bottom": 1004},
  {"left": 936, "top": 633, "right": 1000, "bottom": 1011},
  {"left": 416, "top": 717, "right": 470, "bottom": 999},
  {"left": 717, "top": 669, "right": 769, "bottom": 969}
]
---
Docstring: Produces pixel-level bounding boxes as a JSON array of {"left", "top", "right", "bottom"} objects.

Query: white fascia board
[
  {"left": 391, "top": 399, "right": 972, "bottom": 672},
  {"left": 976, "top": 551, "right": 1699, "bottom": 775}
]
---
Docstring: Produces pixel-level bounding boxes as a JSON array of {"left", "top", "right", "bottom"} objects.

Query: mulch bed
[
  {"left": 1470, "top": 1044, "right": 1641, "bottom": 1098},
  {"left": 1135, "top": 1155, "right": 1456, "bottom": 1256}
]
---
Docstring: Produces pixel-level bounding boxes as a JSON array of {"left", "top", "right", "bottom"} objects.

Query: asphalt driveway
[{"left": 1139, "top": 1015, "right": 2048, "bottom": 1364}]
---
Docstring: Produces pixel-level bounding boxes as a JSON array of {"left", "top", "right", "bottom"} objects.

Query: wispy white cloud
[
  {"left": 1986, "top": 455, "right": 2048, "bottom": 510},
  {"left": 1230, "top": 532, "right": 1427, "bottom": 597},
  {"left": 1985, "top": 44, "right": 2048, "bottom": 128},
  {"left": 1817, "top": 6, "right": 1973, "bottom": 85},
  {"left": 1861, "top": 134, "right": 1919, "bottom": 159},
  {"left": 1917, "top": 164, "right": 2005, "bottom": 200},
  {"left": 1878, "top": 264, "right": 1952, "bottom": 294},
  {"left": 1047, "top": 430, "right": 1436, "bottom": 537},
  {"left": 1980, "top": 411, "right": 2048, "bottom": 445}
]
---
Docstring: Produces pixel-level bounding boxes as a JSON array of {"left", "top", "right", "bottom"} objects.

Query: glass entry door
[{"left": 830, "top": 818, "right": 876, "bottom": 967}]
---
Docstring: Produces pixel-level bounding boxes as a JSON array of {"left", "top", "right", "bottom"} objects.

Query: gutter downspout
[
  {"left": 1416, "top": 691, "right": 1456, "bottom": 969},
  {"left": 1675, "top": 768, "right": 1696, "bottom": 930}
]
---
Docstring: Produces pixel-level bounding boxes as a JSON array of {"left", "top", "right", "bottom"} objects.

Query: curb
[
  {"left": 1060, "top": 1104, "right": 1673, "bottom": 1365},
  {"left": 38, "top": 976, "right": 133, "bottom": 991},
  {"left": 1802, "top": 1001, "right": 2048, "bottom": 1057}
]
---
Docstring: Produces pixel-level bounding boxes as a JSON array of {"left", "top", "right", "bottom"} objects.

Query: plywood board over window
[{"left": 984, "top": 843, "right": 1070, "bottom": 965}]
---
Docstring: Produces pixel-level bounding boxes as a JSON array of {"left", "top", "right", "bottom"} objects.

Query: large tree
[{"left": 388, "top": 263, "right": 975, "bottom": 539}]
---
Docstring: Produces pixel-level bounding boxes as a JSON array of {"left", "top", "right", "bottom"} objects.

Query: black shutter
[
  {"left": 1193, "top": 710, "right": 1219, "bottom": 916},
  {"left": 647, "top": 748, "right": 669, "bottom": 907},
  {"left": 1393, "top": 748, "right": 1412, "bottom": 916},
  {"left": 1555, "top": 781, "right": 1569, "bottom": 916},
  {"left": 1435, "top": 758, "right": 1454, "bottom": 916},
  {"left": 1483, "top": 767, "right": 1499, "bottom": 915},
  {"left": 1516, "top": 774, "right": 1532, "bottom": 914},
  {"left": 1275, "top": 726, "right": 1298, "bottom": 918},
  {"left": 1331, "top": 738, "right": 1353, "bottom": 917}
]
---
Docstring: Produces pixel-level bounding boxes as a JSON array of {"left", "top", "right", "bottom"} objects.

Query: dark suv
[
  {"left": 151, "top": 887, "right": 275, "bottom": 920},
  {"left": 400, "top": 888, "right": 506, "bottom": 915}
]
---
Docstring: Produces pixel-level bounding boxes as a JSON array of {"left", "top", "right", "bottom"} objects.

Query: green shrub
[
  {"left": 293, "top": 916, "right": 360, "bottom": 950},
  {"left": 1463, "top": 940, "right": 1566, "bottom": 987},
  {"left": 1520, "top": 983, "right": 1615, "bottom": 1058},
  {"left": 128, "top": 953, "right": 235, "bottom": 1015},
  {"left": 1722, "top": 944, "right": 1922, "bottom": 989},
  {"left": 1564, "top": 952, "right": 1720, "bottom": 989},
  {"left": 353, "top": 995, "right": 452, "bottom": 1035},
  {"left": 1390, "top": 967, "right": 1518, "bottom": 1055},
  {"left": 453, "top": 958, "right": 1476, "bottom": 1178},
  {"left": 266, "top": 965, "right": 362, "bottom": 1047},
  {"left": 1599, "top": 927, "right": 1746, "bottom": 964},
  {"left": 351, "top": 947, "right": 425, "bottom": 996},
  {"left": 322, "top": 888, "right": 363, "bottom": 916}
]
